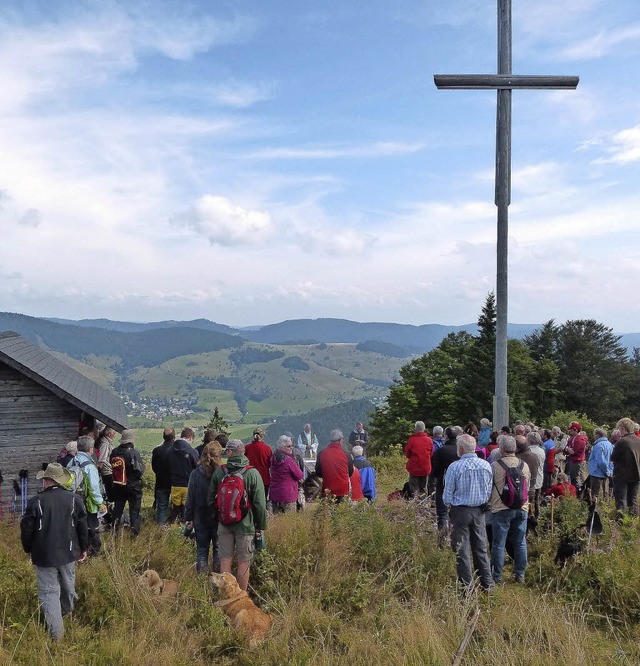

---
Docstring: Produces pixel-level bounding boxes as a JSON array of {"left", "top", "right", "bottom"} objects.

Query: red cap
[{"left": 569, "top": 421, "right": 582, "bottom": 431}]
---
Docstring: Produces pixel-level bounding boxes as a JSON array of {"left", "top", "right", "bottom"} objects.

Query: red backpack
[
  {"left": 216, "top": 465, "right": 253, "bottom": 525},
  {"left": 112, "top": 456, "right": 127, "bottom": 486}
]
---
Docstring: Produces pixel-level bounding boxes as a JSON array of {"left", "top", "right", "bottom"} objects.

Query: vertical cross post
[{"left": 434, "top": 0, "right": 578, "bottom": 428}]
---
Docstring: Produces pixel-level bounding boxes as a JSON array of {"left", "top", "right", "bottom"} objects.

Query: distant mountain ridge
[{"left": 2, "top": 312, "right": 639, "bottom": 358}]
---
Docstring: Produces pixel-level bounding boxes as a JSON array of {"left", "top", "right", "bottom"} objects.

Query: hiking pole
[
  {"left": 11, "top": 479, "right": 19, "bottom": 523},
  {"left": 587, "top": 497, "right": 598, "bottom": 550},
  {"left": 19, "top": 470, "right": 28, "bottom": 516}
]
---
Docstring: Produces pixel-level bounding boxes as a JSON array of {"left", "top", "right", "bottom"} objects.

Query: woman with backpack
[{"left": 185, "top": 442, "right": 223, "bottom": 573}]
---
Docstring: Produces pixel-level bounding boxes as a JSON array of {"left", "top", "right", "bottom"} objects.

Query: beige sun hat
[{"left": 36, "top": 462, "right": 72, "bottom": 486}]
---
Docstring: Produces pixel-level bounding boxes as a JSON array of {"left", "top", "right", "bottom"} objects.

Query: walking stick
[
  {"left": 550, "top": 496, "right": 555, "bottom": 538},
  {"left": 587, "top": 497, "right": 598, "bottom": 550},
  {"left": 19, "top": 470, "right": 28, "bottom": 516}
]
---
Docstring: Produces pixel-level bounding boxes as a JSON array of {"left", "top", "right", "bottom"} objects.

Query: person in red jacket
[
  {"left": 350, "top": 467, "right": 366, "bottom": 502},
  {"left": 544, "top": 473, "right": 577, "bottom": 498},
  {"left": 244, "top": 428, "right": 273, "bottom": 498},
  {"left": 315, "top": 429, "right": 354, "bottom": 501},
  {"left": 566, "top": 422, "right": 588, "bottom": 492},
  {"left": 404, "top": 421, "right": 434, "bottom": 498}
]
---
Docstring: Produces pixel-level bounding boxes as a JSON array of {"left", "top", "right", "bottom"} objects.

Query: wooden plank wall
[{"left": 0, "top": 363, "right": 81, "bottom": 520}]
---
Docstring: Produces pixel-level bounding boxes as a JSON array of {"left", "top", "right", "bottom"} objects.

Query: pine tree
[{"left": 205, "top": 407, "right": 229, "bottom": 435}]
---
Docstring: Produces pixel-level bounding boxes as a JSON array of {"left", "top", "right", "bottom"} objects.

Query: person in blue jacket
[
  {"left": 352, "top": 446, "right": 376, "bottom": 502},
  {"left": 588, "top": 427, "right": 613, "bottom": 499}
]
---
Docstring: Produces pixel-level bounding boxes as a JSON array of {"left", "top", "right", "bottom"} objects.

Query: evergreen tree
[
  {"left": 205, "top": 406, "right": 229, "bottom": 435},
  {"left": 457, "top": 292, "right": 496, "bottom": 421}
]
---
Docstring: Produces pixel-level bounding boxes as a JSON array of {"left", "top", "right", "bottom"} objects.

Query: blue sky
[{"left": 1, "top": 0, "right": 640, "bottom": 329}]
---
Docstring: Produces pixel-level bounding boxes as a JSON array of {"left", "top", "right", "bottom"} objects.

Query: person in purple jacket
[{"left": 269, "top": 435, "right": 304, "bottom": 513}]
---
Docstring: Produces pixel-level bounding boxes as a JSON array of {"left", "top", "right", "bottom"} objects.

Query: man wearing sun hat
[{"left": 20, "top": 463, "right": 89, "bottom": 641}]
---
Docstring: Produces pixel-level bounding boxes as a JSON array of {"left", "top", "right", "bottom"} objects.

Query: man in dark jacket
[
  {"left": 151, "top": 428, "right": 175, "bottom": 523},
  {"left": 431, "top": 426, "right": 461, "bottom": 531},
  {"left": 21, "top": 463, "right": 88, "bottom": 641},
  {"left": 110, "top": 429, "right": 145, "bottom": 535},
  {"left": 170, "top": 427, "right": 199, "bottom": 522},
  {"left": 611, "top": 417, "right": 640, "bottom": 516},
  {"left": 315, "top": 429, "right": 354, "bottom": 501}
]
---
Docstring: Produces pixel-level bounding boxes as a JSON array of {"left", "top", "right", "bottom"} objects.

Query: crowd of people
[
  {"left": 404, "top": 416, "right": 640, "bottom": 592},
  {"left": 18, "top": 412, "right": 640, "bottom": 640},
  {"left": 19, "top": 420, "right": 376, "bottom": 640}
]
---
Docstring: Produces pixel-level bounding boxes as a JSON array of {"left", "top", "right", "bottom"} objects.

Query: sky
[{"left": 1, "top": 1, "right": 640, "bottom": 330}]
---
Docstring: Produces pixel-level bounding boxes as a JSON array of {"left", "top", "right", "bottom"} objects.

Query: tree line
[{"left": 369, "top": 293, "right": 640, "bottom": 454}]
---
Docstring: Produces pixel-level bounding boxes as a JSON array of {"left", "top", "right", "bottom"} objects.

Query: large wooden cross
[{"left": 434, "top": 0, "right": 578, "bottom": 428}]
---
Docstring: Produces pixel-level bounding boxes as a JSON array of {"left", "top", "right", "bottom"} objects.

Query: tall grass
[{"left": 2, "top": 457, "right": 640, "bottom": 664}]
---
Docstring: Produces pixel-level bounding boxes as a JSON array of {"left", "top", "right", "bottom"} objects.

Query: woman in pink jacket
[{"left": 269, "top": 435, "right": 304, "bottom": 513}]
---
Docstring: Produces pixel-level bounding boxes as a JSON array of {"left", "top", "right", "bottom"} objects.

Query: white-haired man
[
  {"left": 490, "top": 435, "right": 531, "bottom": 584},
  {"left": 443, "top": 433, "right": 494, "bottom": 592}
]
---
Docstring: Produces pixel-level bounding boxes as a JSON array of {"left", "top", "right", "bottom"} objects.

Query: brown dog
[
  {"left": 136, "top": 569, "right": 179, "bottom": 597},
  {"left": 210, "top": 572, "right": 272, "bottom": 647}
]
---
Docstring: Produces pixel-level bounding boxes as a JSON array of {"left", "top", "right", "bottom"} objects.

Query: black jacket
[
  {"left": 110, "top": 443, "right": 145, "bottom": 490},
  {"left": 185, "top": 466, "right": 216, "bottom": 528},
  {"left": 21, "top": 485, "right": 89, "bottom": 567},
  {"left": 170, "top": 439, "right": 199, "bottom": 487},
  {"left": 431, "top": 439, "right": 460, "bottom": 488},
  {"left": 611, "top": 434, "right": 640, "bottom": 483},
  {"left": 151, "top": 441, "right": 173, "bottom": 490}
]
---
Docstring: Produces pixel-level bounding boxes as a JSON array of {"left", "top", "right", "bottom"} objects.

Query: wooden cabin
[{"left": 0, "top": 331, "right": 128, "bottom": 518}]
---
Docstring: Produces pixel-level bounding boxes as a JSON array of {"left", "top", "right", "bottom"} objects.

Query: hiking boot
[{"left": 513, "top": 574, "right": 525, "bottom": 584}]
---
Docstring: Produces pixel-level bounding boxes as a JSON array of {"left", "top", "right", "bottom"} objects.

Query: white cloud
[
  {"left": 594, "top": 124, "right": 640, "bottom": 165},
  {"left": 249, "top": 142, "right": 425, "bottom": 160},
  {"left": 18, "top": 209, "right": 41, "bottom": 228},
  {"left": 177, "top": 195, "right": 274, "bottom": 246},
  {"left": 560, "top": 24, "right": 640, "bottom": 60}
]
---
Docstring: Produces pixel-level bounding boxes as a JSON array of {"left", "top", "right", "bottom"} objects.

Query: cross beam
[
  {"left": 434, "top": 75, "right": 579, "bottom": 90},
  {"left": 434, "top": 0, "right": 578, "bottom": 429}
]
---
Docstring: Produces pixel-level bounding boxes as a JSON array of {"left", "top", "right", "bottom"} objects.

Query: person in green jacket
[{"left": 208, "top": 439, "right": 267, "bottom": 590}]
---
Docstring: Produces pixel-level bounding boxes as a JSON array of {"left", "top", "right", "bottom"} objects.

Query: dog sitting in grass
[
  {"left": 210, "top": 572, "right": 272, "bottom": 647},
  {"left": 136, "top": 569, "right": 179, "bottom": 597}
]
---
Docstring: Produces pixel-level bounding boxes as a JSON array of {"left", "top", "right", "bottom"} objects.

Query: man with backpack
[
  {"left": 67, "top": 435, "right": 105, "bottom": 556},
  {"left": 489, "top": 435, "right": 531, "bottom": 584},
  {"left": 208, "top": 439, "right": 267, "bottom": 591},
  {"left": 110, "top": 429, "right": 145, "bottom": 536}
]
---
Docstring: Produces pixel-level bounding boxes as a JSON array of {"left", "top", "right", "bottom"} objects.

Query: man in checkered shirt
[{"left": 443, "top": 433, "right": 494, "bottom": 592}]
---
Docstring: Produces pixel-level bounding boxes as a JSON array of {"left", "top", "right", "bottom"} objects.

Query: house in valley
[{"left": 0, "top": 331, "right": 128, "bottom": 516}]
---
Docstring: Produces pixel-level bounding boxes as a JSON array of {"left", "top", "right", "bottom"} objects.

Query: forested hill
[{"left": 0, "top": 312, "right": 242, "bottom": 369}]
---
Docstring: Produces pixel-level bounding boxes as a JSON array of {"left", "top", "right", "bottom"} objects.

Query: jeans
[
  {"left": 155, "top": 488, "right": 171, "bottom": 524},
  {"left": 491, "top": 509, "right": 527, "bottom": 582},
  {"left": 36, "top": 562, "right": 77, "bottom": 640},
  {"left": 449, "top": 505, "right": 494, "bottom": 590},
  {"left": 613, "top": 478, "right": 639, "bottom": 515},
  {"left": 195, "top": 524, "right": 219, "bottom": 573}
]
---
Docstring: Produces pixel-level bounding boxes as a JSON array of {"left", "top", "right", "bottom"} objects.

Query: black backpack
[{"left": 495, "top": 459, "right": 527, "bottom": 510}]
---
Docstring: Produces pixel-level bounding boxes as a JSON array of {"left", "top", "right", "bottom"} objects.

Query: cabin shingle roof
[{"left": 0, "top": 331, "right": 128, "bottom": 431}]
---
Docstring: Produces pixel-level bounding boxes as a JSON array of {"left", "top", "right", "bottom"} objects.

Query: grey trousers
[
  {"left": 408, "top": 474, "right": 427, "bottom": 497},
  {"left": 36, "top": 562, "right": 77, "bottom": 640},
  {"left": 449, "top": 505, "right": 494, "bottom": 591}
]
